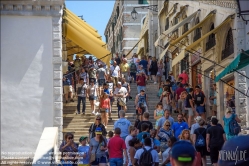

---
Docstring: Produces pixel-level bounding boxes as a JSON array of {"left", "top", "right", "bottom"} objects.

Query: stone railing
[
  {"left": 194, "top": 0, "right": 237, "bottom": 9},
  {"left": 32, "top": 127, "right": 59, "bottom": 166}
]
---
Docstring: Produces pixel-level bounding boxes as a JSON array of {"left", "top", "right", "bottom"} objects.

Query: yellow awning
[
  {"left": 172, "top": 50, "right": 185, "bottom": 67},
  {"left": 170, "top": 10, "right": 216, "bottom": 46},
  {"left": 65, "top": 9, "right": 101, "bottom": 39},
  {"left": 185, "top": 14, "right": 234, "bottom": 51},
  {"left": 159, "top": 45, "right": 170, "bottom": 60}
]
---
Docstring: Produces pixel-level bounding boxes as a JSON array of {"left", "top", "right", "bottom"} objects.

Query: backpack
[
  {"left": 130, "top": 63, "right": 137, "bottom": 72},
  {"left": 229, "top": 114, "right": 241, "bottom": 135},
  {"left": 139, "top": 148, "right": 153, "bottom": 166},
  {"left": 195, "top": 128, "right": 206, "bottom": 147}
]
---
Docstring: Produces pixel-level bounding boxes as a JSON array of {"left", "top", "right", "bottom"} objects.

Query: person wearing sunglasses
[
  {"left": 157, "top": 120, "right": 173, "bottom": 154},
  {"left": 59, "top": 133, "right": 78, "bottom": 165},
  {"left": 88, "top": 116, "right": 107, "bottom": 139}
]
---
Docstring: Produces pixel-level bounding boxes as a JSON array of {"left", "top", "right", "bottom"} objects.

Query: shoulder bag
[{"left": 90, "top": 142, "right": 100, "bottom": 163}]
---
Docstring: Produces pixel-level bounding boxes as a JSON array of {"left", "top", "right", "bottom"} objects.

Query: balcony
[
  {"left": 206, "top": 37, "right": 216, "bottom": 51},
  {"left": 222, "top": 46, "right": 234, "bottom": 60},
  {"left": 193, "top": 31, "right": 201, "bottom": 42}
]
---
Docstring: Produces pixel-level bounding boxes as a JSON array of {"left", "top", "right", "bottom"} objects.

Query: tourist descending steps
[
  {"left": 97, "top": 64, "right": 107, "bottom": 96},
  {"left": 78, "top": 136, "right": 90, "bottom": 166},
  {"left": 79, "top": 67, "right": 89, "bottom": 85},
  {"left": 156, "top": 110, "right": 174, "bottom": 135},
  {"left": 135, "top": 89, "right": 148, "bottom": 113},
  {"left": 89, "top": 127, "right": 108, "bottom": 166},
  {"left": 125, "top": 126, "right": 138, "bottom": 166},
  {"left": 154, "top": 102, "right": 164, "bottom": 129},
  {"left": 136, "top": 112, "right": 153, "bottom": 133},
  {"left": 88, "top": 116, "right": 107, "bottom": 139},
  {"left": 76, "top": 78, "right": 88, "bottom": 115},
  {"left": 63, "top": 70, "right": 74, "bottom": 103},
  {"left": 128, "top": 138, "right": 141, "bottom": 166},
  {"left": 161, "top": 136, "right": 177, "bottom": 166},
  {"left": 98, "top": 92, "right": 111, "bottom": 127},
  {"left": 88, "top": 80, "right": 99, "bottom": 115},
  {"left": 136, "top": 70, "right": 147, "bottom": 94},
  {"left": 172, "top": 114, "right": 189, "bottom": 140},
  {"left": 114, "top": 82, "right": 128, "bottom": 116},
  {"left": 157, "top": 120, "right": 173, "bottom": 153}
]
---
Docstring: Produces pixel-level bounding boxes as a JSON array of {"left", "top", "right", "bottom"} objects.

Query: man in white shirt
[
  {"left": 114, "top": 82, "right": 128, "bottom": 116},
  {"left": 110, "top": 61, "right": 120, "bottom": 86},
  {"left": 133, "top": 137, "right": 159, "bottom": 166}
]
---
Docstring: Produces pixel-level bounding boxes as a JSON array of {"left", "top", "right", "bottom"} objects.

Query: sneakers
[
  {"left": 82, "top": 112, "right": 85, "bottom": 115},
  {"left": 92, "top": 111, "right": 95, "bottom": 115},
  {"left": 95, "top": 112, "right": 100, "bottom": 115},
  {"left": 70, "top": 99, "right": 74, "bottom": 102},
  {"left": 154, "top": 82, "right": 157, "bottom": 84}
]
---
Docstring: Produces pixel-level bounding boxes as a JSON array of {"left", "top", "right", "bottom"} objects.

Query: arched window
[
  {"left": 165, "top": 17, "right": 169, "bottom": 30},
  {"left": 222, "top": 28, "right": 234, "bottom": 60},
  {"left": 194, "top": 18, "right": 201, "bottom": 41},
  {"left": 182, "top": 15, "right": 188, "bottom": 34},
  {"left": 206, "top": 23, "right": 216, "bottom": 51}
]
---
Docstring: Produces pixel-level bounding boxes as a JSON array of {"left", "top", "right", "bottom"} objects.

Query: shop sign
[{"left": 191, "top": 48, "right": 202, "bottom": 66}]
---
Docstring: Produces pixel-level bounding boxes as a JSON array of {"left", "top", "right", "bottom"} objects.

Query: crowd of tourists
[{"left": 60, "top": 53, "right": 248, "bottom": 166}]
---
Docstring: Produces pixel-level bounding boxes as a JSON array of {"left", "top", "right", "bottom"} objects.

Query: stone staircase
[{"left": 62, "top": 81, "right": 162, "bottom": 141}]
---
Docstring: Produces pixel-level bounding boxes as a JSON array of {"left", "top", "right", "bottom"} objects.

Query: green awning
[{"left": 215, "top": 50, "right": 249, "bottom": 82}]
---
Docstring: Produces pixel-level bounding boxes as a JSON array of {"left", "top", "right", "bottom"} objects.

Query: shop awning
[
  {"left": 170, "top": 10, "right": 216, "bottom": 46},
  {"left": 215, "top": 50, "right": 249, "bottom": 82},
  {"left": 185, "top": 14, "right": 234, "bottom": 51},
  {"left": 172, "top": 50, "right": 185, "bottom": 67},
  {"left": 65, "top": 9, "right": 101, "bottom": 39},
  {"left": 155, "top": 10, "right": 199, "bottom": 47},
  {"left": 63, "top": 8, "right": 111, "bottom": 65},
  {"left": 159, "top": 45, "right": 170, "bottom": 60}
]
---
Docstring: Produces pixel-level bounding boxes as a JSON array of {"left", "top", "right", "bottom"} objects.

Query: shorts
[
  {"left": 148, "top": 71, "right": 151, "bottom": 76},
  {"left": 196, "top": 106, "right": 205, "bottom": 115},
  {"left": 64, "top": 85, "right": 73, "bottom": 94},
  {"left": 184, "top": 108, "right": 194, "bottom": 116},
  {"left": 98, "top": 79, "right": 106, "bottom": 86},
  {"left": 89, "top": 78, "right": 96, "bottom": 84},
  {"left": 212, "top": 105, "right": 217, "bottom": 112},
  {"left": 91, "top": 156, "right": 107, "bottom": 165},
  {"left": 89, "top": 96, "right": 97, "bottom": 101},
  {"left": 112, "top": 77, "right": 118, "bottom": 86},
  {"left": 177, "top": 99, "right": 184, "bottom": 112},
  {"left": 100, "top": 108, "right": 109, "bottom": 113},
  {"left": 109, "top": 96, "right": 114, "bottom": 103}
]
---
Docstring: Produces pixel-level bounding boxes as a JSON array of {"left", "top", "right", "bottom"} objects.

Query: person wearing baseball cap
[
  {"left": 78, "top": 136, "right": 90, "bottom": 165},
  {"left": 170, "top": 141, "right": 196, "bottom": 166},
  {"left": 218, "top": 135, "right": 249, "bottom": 166}
]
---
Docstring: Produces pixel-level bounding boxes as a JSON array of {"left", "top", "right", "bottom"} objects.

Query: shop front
[{"left": 191, "top": 48, "right": 202, "bottom": 88}]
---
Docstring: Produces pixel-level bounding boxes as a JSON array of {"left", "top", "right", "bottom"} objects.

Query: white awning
[
  {"left": 172, "top": 50, "right": 185, "bottom": 67},
  {"left": 159, "top": 45, "right": 170, "bottom": 60},
  {"left": 154, "top": 10, "right": 200, "bottom": 47}
]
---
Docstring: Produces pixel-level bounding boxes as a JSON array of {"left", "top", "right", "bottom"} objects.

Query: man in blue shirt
[
  {"left": 114, "top": 110, "right": 131, "bottom": 140},
  {"left": 63, "top": 71, "right": 74, "bottom": 103},
  {"left": 139, "top": 56, "right": 148, "bottom": 75},
  {"left": 137, "top": 123, "right": 150, "bottom": 142},
  {"left": 172, "top": 114, "right": 189, "bottom": 140}
]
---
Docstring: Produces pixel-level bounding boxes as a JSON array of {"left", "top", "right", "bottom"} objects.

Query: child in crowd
[
  {"left": 179, "top": 129, "right": 193, "bottom": 144},
  {"left": 78, "top": 136, "right": 90, "bottom": 166},
  {"left": 154, "top": 102, "right": 164, "bottom": 129},
  {"left": 157, "top": 81, "right": 164, "bottom": 97}
]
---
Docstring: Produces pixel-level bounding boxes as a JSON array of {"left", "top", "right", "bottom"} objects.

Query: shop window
[
  {"left": 193, "top": 18, "right": 201, "bottom": 42},
  {"left": 206, "top": 23, "right": 216, "bottom": 51},
  {"left": 138, "top": 0, "right": 148, "bottom": 4},
  {"left": 165, "top": 17, "right": 169, "bottom": 31},
  {"left": 222, "top": 28, "right": 234, "bottom": 60}
]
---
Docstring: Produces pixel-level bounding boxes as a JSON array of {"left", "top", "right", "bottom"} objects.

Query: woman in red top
[{"left": 99, "top": 92, "right": 111, "bottom": 127}]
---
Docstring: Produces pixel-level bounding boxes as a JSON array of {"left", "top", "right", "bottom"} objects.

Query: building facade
[
  {"left": 1, "top": 0, "right": 64, "bottom": 159},
  {"left": 104, "top": 0, "right": 150, "bottom": 58},
  {"left": 156, "top": 0, "right": 249, "bottom": 133}
]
